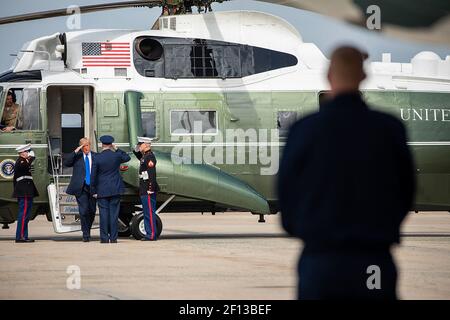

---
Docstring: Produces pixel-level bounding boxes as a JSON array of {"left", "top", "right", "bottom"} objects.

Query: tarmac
[{"left": 0, "top": 211, "right": 449, "bottom": 299}]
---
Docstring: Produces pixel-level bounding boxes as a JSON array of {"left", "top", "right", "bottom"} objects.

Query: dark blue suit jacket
[
  {"left": 278, "top": 92, "right": 416, "bottom": 251},
  {"left": 90, "top": 148, "right": 131, "bottom": 198},
  {"left": 64, "top": 151, "right": 97, "bottom": 197}
]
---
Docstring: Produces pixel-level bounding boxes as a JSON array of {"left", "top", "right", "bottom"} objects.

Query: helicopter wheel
[{"left": 130, "top": 212, "right": 162, "bottom": 240}]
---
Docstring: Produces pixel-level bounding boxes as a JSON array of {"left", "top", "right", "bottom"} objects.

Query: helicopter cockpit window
[
  {"left": 1, "top": 89, "right": 22, "bottom": 130},
  {"left": 21, "top": 89, "right": 40, "bottom": 130},
  {"left": 141, "top": 111, "right": 156, "bottom": 138},
  {"left": 170, "top": 110, "right": 217, "bottom": 135},
  {"left": 277, "top": 111, "right": 298, "bottom": 138},
  {"left": 1, "top": 88, "right": 40, "bottom": 131}
]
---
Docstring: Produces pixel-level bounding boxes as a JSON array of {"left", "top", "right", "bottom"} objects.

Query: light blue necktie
[{"left": 85, "top": 154, "right": 90, "bottom": 186}]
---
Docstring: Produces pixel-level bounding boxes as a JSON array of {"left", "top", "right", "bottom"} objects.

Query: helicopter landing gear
[
  {"left": 2, "top": 223, "right": 9, "bottom": 229},
  {"left": 258, "top": 214, "right": 266, "bottom": 223},
  {"left": 129, "top": 195, "right": 175, "bottom": 240}
]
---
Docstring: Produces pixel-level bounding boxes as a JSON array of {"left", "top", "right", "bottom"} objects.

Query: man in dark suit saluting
[
  {"left": 278, "top": 46, "right": 416, "bottom": 299},
  {"left": 64, "top": 137, "right": 96, "bottom": 242},
  {"left": 91, "top": 135, "right": 131, "bottom": 243}
]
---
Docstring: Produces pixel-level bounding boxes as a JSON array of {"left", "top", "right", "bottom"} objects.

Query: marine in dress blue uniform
[
  {"left": 91, "top": 135, "right": 131, "bottom": 243},
  {"left": 133, "top": 137, "right": 160, "bottom": 241},
  {"left": 13, "top": 144, "right": 39, "bottom": 243},
  {"left": 63, "top": 138, "right": 97, "bottom": 242}
]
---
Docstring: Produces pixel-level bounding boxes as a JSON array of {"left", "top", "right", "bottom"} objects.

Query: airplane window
[
  {"left": 141, "top": 111, "right": 156, "bottom": 138},
  {"left": 171, "top": 110, "right": 217, "bottom": 135},
  {"left": 277, "top": 111, "right": 298, "bottom": 138}
]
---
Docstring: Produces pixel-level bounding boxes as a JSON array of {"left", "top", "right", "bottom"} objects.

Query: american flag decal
[{"left": 82, "top": 42, "right": 131, "bottom": 67}]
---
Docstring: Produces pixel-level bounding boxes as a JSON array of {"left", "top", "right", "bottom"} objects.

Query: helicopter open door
[{"left": 46, "top": 86, "right": 99, "bottom": 233}]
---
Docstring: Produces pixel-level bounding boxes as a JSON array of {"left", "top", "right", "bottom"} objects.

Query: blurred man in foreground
[{"left": 278, "top": 46, "right": 416, "bottom": 299}]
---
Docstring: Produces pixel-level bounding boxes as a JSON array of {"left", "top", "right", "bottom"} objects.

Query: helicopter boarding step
[{"left": 48, "top": 176, "right": 99, "bottom": 233}]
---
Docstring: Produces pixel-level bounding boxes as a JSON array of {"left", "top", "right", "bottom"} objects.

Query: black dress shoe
[
  {"left": 82, "top": 238, "right": 90, "bottom": 242},
  {"left": 100, "top": 240, "right": 108, "bottom": 243},
  {"left": 15, "top": 238, "right": 35, "bottom": 243},
  {"left": 110, "top": 240, "right": 117, "bottom": 243},
  {"left": 141, "top": 238, "right": 157, "bottom": 241}
]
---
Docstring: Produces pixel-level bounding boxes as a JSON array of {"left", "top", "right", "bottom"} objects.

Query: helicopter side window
[
  {"left": 190, "top": 39, "right": 218, "bottom": 78},
  {"left": 141, "top": 110, "right": 156, "bottom": 138},
  {"left": 170, "top": 110, "right": 217, "bottom": 135},
  {"left": 134, "top": 37, "right": 297, "bottom": 79},
  {"left": 242, "top": 46, "right": 298, "bottom": 77},
  {"left": 277, "top": 111, "right": 298, "bottom": 138},
  {"left": 165, "top": 45, "right": 193, "bottom": 79}
]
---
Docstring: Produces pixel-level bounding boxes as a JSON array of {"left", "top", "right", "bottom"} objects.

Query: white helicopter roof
[
  {"left": 12, "top": 11, "right": 305, "bottom": 74},
  {"left": 7, "top": 10, "right": 449, "bottom": 93}
]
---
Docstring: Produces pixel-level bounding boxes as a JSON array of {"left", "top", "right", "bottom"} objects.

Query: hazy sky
[{"left": 0, "top": 0, "right": 449, "bottom": 72}]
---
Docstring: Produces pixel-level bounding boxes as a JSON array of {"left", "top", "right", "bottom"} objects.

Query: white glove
[
  {"left": 134, "top": 144, "right": 140, "bottom": 152},
  {"left": 28, "top": 150, "right": 35, "bottom": 157}
]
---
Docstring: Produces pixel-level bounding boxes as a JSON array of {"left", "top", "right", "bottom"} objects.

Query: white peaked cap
[
  {"left": 137, "top": 137, "right": 153, "bottom": 144},
  {"left": 16, "top": 144, "right": 32, "bottom": 153}
]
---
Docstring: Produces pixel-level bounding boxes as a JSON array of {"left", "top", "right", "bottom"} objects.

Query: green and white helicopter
[{"left": 0, "top": 0, "right": 449, "bottom": 239}]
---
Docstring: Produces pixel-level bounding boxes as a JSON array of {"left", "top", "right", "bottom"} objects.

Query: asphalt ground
[{"left": 0, "top": 211, "right": 449, "bottom": 299}]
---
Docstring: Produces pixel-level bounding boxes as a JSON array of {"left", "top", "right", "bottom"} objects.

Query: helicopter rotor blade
[
  {"left": 250, "top": 0, "right": 450, "bottom": 46},
  {"left": 0, "top": 0, "right": 163, "bottom": 25}
]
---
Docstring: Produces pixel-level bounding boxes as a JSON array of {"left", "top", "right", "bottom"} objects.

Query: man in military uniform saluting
[
  {"left": 133, "top": 137, "right": 160, "bottom": 241},
  {"left": 91, "top": 135, "right": 131, "bottom": 243},
  {"left": 13, "top": 144, "right": 39, "bottom": 243}
]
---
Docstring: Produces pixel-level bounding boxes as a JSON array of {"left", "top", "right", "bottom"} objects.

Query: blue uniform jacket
[
  {"left": 278, "top": 92, "right": 416, "bottom": 251},
  {"left": 90, "top": 148, "right": 131, "bottom": 198},
  {"left": 64, "top": 151, "right": 97, "bottom": 197}
]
